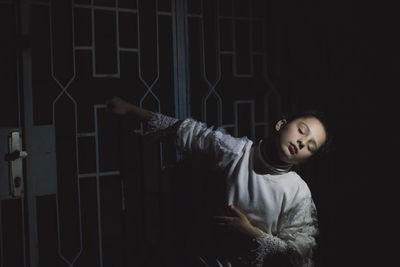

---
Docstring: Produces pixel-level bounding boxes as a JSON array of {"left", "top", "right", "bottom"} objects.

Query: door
[
  {"left": 2, "top": 0, "right": 280, "bottom": 266},
  {"left": 23, "top": 0, "right": 182, "bottom": 266}
]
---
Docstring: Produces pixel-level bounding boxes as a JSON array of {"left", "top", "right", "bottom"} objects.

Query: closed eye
[{"left": 308, "top": 143, "right": 318, "bottom": 153}]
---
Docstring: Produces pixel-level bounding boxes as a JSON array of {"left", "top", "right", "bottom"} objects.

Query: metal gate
[{"left": 0, "top": 0, "right": 279, "bottom": 266}]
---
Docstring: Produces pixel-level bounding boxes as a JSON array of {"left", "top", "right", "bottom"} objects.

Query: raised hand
[
  {"left": 105, "top": 96, "right": 133, "bottom": 115},
  {"left": 105, "top": 96, "right": 154, "bottom": 120}
]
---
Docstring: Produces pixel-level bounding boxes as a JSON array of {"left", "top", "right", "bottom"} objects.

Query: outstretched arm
[
  {"left": 106, "top": 96, "right": 183, "bottom": 134},
  {"left": 105, "top": 96, "right": 248, "bottom": 163}
]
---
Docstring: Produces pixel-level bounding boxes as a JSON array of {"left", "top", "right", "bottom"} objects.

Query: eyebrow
[{"left": 300, "top": 122, "right": 318, "bottom": 148}]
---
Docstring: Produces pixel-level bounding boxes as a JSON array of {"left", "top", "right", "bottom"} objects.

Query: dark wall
[{"left": 269, "top": 1, "right": 398, "bottom": 266}]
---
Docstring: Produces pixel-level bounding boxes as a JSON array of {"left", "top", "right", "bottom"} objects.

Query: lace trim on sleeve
[
  {"left": 239, "top": 196, "right": 318, "bottom": 267},
  {"left": 147, "top": 112, "right": 179, "bottom": 132},
  {"left": 243, "top": 231, "right": 288, "bottom": 267},
  {"left": 278, "top": 195, "right": 319, "bottom": 267}
]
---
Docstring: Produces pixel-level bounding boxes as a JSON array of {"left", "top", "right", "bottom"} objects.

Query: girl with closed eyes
[{"left": 106, "top": 96, "right": 332, "bottom": 267}]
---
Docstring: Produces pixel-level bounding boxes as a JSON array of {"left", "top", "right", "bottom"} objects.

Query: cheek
[
  {"left": 284, "top": 130, "right": 299, "bottom": 143},
  {"left": 280, "top": 127, "right": 297, "bottom": 141},
  {"left": 299, "top": 150, "right": 312, "bottom": 159}
]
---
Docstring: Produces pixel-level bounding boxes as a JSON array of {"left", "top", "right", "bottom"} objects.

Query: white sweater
[{"left": 147, "top": 113, "right": 319, "bottom": 267}]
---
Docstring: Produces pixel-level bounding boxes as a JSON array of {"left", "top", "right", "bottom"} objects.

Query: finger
[
  {"left": 106, "top": 100, "right": 115, "bottom": 109},
  {"left": 229, "top": 205, "right": 246, "bottom": 219}
]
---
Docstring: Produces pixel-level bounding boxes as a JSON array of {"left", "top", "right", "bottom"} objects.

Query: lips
[{"left": 289, "top": 144, "right": 297, "bottom": 154}]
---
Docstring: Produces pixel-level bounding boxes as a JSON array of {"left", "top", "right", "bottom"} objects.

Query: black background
[{"left": 270, "top": 1, "right": 399, "bottom": 266}]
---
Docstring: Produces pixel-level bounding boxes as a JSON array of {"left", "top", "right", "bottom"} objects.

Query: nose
[{"left": 297, "top": 140, "right": 304, "bottom": 150}]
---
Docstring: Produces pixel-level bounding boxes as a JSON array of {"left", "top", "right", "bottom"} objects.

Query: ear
[{"left": 275, "top": 119, "right": 287, "bottom": 131}]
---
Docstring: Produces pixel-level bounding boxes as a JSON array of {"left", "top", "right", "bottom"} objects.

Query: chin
[
  {"left": 282, "top": 151, "right": 298, "bottom": 165},
  {"left": 278, "top": 149, "right": 292, "bottom": 164}
]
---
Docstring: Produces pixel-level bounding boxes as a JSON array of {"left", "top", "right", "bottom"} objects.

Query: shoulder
[
  {"left": 291, "top": 172, "right": 313, "bottom": 201},
  {"left": 276, "top": 171, "right": 304, "bottom": 185},
  {"left": 288, "top": 171, "right": 311, "bottom": 194},
  {"left": 279, "top": 171, "right": 312, "bottom": 208},
  {"left": 215, "top": 129, "right": 252, "bottom": 155}
]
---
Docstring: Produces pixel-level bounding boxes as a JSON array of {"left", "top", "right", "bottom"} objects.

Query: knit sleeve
[
  {"left": 173, "top": 117, "right": 248, "bottom": 163},
  {"left": 278, "top": 195, "right": 319, "bottom": 266},
  {"left": 145, "top": 113, "right": 248, "bottom": 164}
]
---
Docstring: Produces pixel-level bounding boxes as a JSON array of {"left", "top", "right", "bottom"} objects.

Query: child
[{"left": 106, "top": 96, "right": 330, "bottom": 267}]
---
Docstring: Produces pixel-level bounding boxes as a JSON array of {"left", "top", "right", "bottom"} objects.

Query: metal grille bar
[
  {"left": 232, "top": 0, "right": 254, "bottom": 78},
  {"left": 137, "top": 0, "right": 167, "bottom": 169},
  {"left": 48, "top": 0, "right": 83, "bottom": 264},
  {"left": 93, "top": 105, "right": 104, "bottom": 267},
  {"left": 189, "top": 0, "right": 276, "bottom": 139},
  {"left": 90, "top": 0, "right": 120, "bottom": 78},
  {"left": 234, "top": 100, "right": 255, "bottom": 140},
  {"left": 200, "top": 0, "right": 223, "bottom": 125}
]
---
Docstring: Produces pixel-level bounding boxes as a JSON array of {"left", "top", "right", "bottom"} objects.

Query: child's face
[{"left": 275, "top": 116, "right": 326, "bottom": 165}]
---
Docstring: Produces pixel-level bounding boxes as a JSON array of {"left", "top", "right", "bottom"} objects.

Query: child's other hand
[{"left": 214, "top": 205, "right": 262, "bottom": 239}]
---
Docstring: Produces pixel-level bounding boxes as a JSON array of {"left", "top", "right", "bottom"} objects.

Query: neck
[
  {"left": 253, "top": 138, "right": 292, "bottom": 175},
  {"left": 262, "top": 138, "right": 292, "bottom": 168}
]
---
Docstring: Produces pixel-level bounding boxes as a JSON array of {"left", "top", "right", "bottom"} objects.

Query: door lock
[
  {"left": 5, "top": 132, "right": 27, "bottom": 198},
  {"left": 4, "top": 150, "right": 28, "bottom": 162}
]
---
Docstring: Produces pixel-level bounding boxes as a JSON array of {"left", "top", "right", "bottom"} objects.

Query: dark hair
[{"left": 282, "top": 110, "right": 333, "bottom": 160}]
